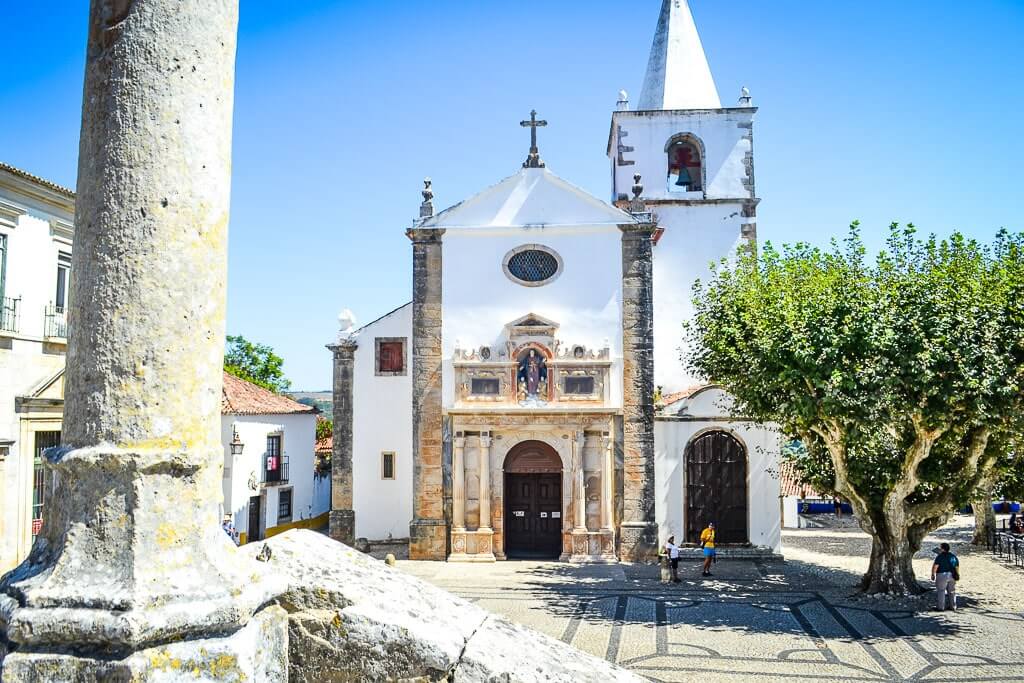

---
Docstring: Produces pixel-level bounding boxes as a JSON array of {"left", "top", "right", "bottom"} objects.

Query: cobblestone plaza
[{"left": 402, "top": 524, "right": 1024, "bottom": 682}]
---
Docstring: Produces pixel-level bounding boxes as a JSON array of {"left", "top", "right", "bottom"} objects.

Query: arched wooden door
[
  {"left": 685, "top": 431, "right": 748, "bottom": 544},
  {"left": 503, "top": 441, "right": 562, "bottom": 559}
]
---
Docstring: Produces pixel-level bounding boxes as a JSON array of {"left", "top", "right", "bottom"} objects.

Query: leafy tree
[
  {"left": 314, "top": 417, "right": 332, "bottom": 478},
  {"left": 316, "top": 416, "right": 333, "bottom": 442},
  {"left": 224, "top": 335, "right": 291, "bottom": 393},
  {"left": 687, "top": 224, "right": 1024, "bottom": 594}
]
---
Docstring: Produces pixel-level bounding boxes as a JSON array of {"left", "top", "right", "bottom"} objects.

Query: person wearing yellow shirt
[{"left": 700, "top": 522, "right": 716, "bottom": 577}]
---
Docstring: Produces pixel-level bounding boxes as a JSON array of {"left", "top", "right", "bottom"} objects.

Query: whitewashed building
[
  {"left": 329, "top": 0, "right": 781, "bottom": 561},
  {"left": 220, "top": 372, "right": 330, "bottom": 544},
  {"left": 0, "top": 163, "right": 75, "bottom": 574}
]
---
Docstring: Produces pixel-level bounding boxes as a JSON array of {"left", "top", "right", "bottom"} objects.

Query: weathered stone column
[
  {"left": 601, "top": 429, "right": 615, "bottom": 532},
  {"left": 619, "top": 217, "right": 659, "bottom": 562},
  {"left": 452, "top": 435, "right": 467, "bottom": 532},
  {"left": 0, "top": 1, "right": 286, "bottom": 677},
  {"left": 327, "top": 339, "right": 358, "bottom": 546},
  {"left": 407, "top": 227, "right": 447, "bottom": 560},
  {"left": 573, "top": 431, "right": 587, "bottom": 532},
  {"left": 478, "top": 434, "right": 492, "bottom": 531}
]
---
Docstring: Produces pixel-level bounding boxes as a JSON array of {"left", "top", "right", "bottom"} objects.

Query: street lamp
[{"left": 229, "top": 426, "right": 244, "bottom": 457}]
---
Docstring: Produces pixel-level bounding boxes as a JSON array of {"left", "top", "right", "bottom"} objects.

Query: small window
[
  {"left": 55, "top": 252, "right": 72, "bottom": 311},
  {"left": 375, "top": 337, "right": 407, "bottom": 376},
  {"left": 0, "top": 445, "right": 9, "bottom": 462},
  {"left": 381, "top": 452, "right": 396, "bottom": 480},
  {"left": 277, "top": 489, "right": 292, "bottom": 524},
  {"left": 503, "top": 245, "right": 563, "bottom": 287},
  {"left": 471, "top": 378, "right": 501, "bottom": 395},
  {"left": 667, "top": 136, "right": 703, "bottom": 193},
  {"left": 565, "top": 376, "right": 595, "bottom": 395}
]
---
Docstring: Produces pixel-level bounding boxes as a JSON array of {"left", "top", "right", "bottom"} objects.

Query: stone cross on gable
[{"left": 520, "top": 109, "right": 547, "bottom": 168}]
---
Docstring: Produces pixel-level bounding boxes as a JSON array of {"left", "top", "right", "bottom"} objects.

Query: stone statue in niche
[{"left": 517, "top": 348, "right": 548, "bottom": 406}]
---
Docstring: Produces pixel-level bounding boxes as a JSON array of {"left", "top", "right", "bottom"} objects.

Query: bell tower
[{"left": 609, "top": 0, "right": 758, "bottom": 393}]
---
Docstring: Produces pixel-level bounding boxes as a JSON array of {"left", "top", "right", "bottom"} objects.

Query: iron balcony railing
[
  {"left": 44, "top": 304, "right": 67, "bottom": 339},
  {"left": 1, "top": 297, "right": 18, "bottom": 333},
  {"left": 263, "top": 452, "right": 289, "bottom": 486}
]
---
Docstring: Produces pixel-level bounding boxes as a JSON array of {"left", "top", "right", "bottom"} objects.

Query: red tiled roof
[
  {"left": 221, "top": 372, "right": 315, "bottom": 416},
  {"left": 0, "top": 162, "right": 75, "bottom": 197},
  {"left": 315, "top": 435, "right": 332, "bottom": 455},
  {"left": 657, "top": 384, "right": 707, "bottom": 408},
  {"left": 779, "top": 460, "right": 826, "bottom": 498}
]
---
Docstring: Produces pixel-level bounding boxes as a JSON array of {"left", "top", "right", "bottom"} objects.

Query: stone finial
[
  {"left": 630, "top": 174, "right": 648, "bottom": 216},
  {"left": 738, "top": 86, "right": 753, "bottom": 106},
  {"left": 616, "top": 89, "right": 630, "bottom": 111},
  {"left": 419, "top": 177, "right": 434, "bottom": 219},
  {"left": 337, "top": 309, "right": 357, "bottom": 340}
]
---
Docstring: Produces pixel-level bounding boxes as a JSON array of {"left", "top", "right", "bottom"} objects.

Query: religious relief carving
[{"left": 452, "top": 534, "right": 467, "bottom": 554}]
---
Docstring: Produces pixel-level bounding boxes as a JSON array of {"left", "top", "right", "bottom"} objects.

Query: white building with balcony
[
  {"left": 0, "top": 163, "right": 75, "bottom": 573},
  {"left": 220, "top": 371, "right": 330, "bottom": 545}
]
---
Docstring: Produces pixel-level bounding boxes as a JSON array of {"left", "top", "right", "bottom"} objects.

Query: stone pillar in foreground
[
  {"left": 328, "top": 339, "right": 358, "bottom": 546},
  {"left": 0, "top": 1, "right": 285, "bottom": 677},
  {"left": 407, "top": 227, "right": 447, "bottom": 560},
  {"left": 619, "top": 195, "right": 659, "bottom": 562}
]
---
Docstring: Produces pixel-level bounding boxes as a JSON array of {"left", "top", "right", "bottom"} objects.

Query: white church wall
[
  {"left": 350, "top": 303, "right": 413, "bottom": 541},
  {"left": 611, "top": 109, "right": 755, "bottom": 202},
  {"left": 441, "top": 226, "right": 624, "bottom": 408},
  {"left": 655, "top": 389, "right": 782, "bottom": 553},
  {"left": 219, "top": 412, "right": 319, "bottom": 541},
  {"left": 652, "top": 203, "right": 748, "bottom": 392}
]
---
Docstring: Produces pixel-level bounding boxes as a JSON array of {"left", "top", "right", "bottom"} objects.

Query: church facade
[{"left": 329, "top": 0, "right": 781, "bottom": 562}]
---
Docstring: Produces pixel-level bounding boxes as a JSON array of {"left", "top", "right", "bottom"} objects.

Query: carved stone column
[
  {"left": 620, "top": 219, "right": 659, "bottom": 562},
  {"left": 407, "top": 227, "right": 447, "bottom": 561},
  {"left": 601, "top": 429, "right": 615, "bottom": 532},
  {"left": 478, "top": 434, "right": 492, "bottom": 531},
  {"left": 573, "top": 431, "right": 587, "bottom": 532},
  {"left": 0, "top": 1, "right": 286, "bottom": 677},
  {"left": 327, "top": 339, "right": 358, "bottom": 546},
  {"left": 452, "top": 435, "right": 467, "bottom": 532}
]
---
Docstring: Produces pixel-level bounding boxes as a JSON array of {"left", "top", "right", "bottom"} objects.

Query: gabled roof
[
  {"left": 419, "top": 167, "right": 636, "bottom": 230},
  {"left": 221, "top": 372, "right": 316, "bottom": 416},
  {"left": 637, "top": 0, "right": 721, "bottom": 110}
]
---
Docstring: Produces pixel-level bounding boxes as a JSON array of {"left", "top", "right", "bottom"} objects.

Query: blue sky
[{"left": 2, "top": 1, "right": 1022, "bottom": 390}]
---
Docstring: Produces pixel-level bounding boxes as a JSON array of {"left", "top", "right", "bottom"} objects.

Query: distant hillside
[{"left": 288, "top": 391, "right": 332, "bottom": 416}]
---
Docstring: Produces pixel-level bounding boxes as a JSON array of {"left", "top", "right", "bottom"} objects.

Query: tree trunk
[
  {"left": 972, "top": 494, "right": 996, "bottom": 545},
  {"left": 859, "top": 520, "right": 926, "bottom": 595}
]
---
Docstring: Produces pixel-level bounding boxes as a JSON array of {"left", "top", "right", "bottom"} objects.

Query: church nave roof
[{"left": 418, "top": 166, "right": 636, "bottom": 231}]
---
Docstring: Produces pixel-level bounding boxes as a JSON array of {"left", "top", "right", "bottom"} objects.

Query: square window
[
  {"left": 0, "top": 445, "right": 8, "bottom": 462},
  {"left": 470, "top": 378, "right": 501, "bottom": 395},
  {"left": 277, "top": 489, "right": 292, "bottom": 524},
  {"left": 381, "top": 452, "right": 396, "bottom": 480},
  {"left": 565, "top": 376, "right": 595, "bottom": 395},
  {"left": 375, "top": 338, "right": 407, "bottom": 376}
]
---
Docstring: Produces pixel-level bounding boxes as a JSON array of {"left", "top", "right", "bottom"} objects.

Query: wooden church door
[{"left": 685, "top": 431, "right": 748, "bottom": 544}]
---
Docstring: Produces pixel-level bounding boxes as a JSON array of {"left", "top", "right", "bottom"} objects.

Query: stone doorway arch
[{"left": 503, "top": 441, "right": 563, "bottom": 558}]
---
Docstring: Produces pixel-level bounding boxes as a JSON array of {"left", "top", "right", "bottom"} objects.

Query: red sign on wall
[{"left": 32, "top": 518, "right": 43, "bottom": 535}]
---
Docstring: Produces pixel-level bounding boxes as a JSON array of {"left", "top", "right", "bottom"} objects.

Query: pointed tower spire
[{"left": 637, "top": 0, "right": 721, "bottom": 110}]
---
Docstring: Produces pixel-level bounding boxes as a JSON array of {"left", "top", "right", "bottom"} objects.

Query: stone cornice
[
  {"left": 326, "top": 339, "right": 359, "bottom": 355},
  {"left": 406, "top": 227, "right": 445, "bottom": 244},
  {"left": 619, "top": 222, "right": 658, "bottom": 235},
  {"left": 0, "top": 170, "right": 75, "bottom": 217}
]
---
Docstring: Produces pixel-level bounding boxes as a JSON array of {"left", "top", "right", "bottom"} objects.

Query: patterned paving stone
[{"left": 399, "top": 557, "right": 1024, "bottom": 682}]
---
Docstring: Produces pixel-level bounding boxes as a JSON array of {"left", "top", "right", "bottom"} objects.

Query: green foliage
[
  {"left": 224, "top": 335, "right": 291, "bottom": 394},
  {"left": 316, "top": 416, "right": 333, "bottom": 442},
  {"left": 687, "top": 223, "right": 1024, "bottom": 590}
]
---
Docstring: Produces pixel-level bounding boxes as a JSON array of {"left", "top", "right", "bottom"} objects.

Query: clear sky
[{"left": 2, "top": 1, "right": 1021, "bottom": 390}]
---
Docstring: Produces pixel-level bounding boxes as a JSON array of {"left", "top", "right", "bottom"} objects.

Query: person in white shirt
[{"left": 665, "top": 535, "right": 682, "bottom": 583}]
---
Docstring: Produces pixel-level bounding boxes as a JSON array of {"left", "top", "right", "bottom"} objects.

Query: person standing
[
  {"left": 665, "top": 535, "right": 682, "bottom": 583},
  {"left": 700, "top": 522, "right": 716, "bottom": 577},
  {"left": 833, "top": 496, "right": 843, "bottom": 519},
  {"left": 931, "top": 542, "right": 959, "bottom": 611}
]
